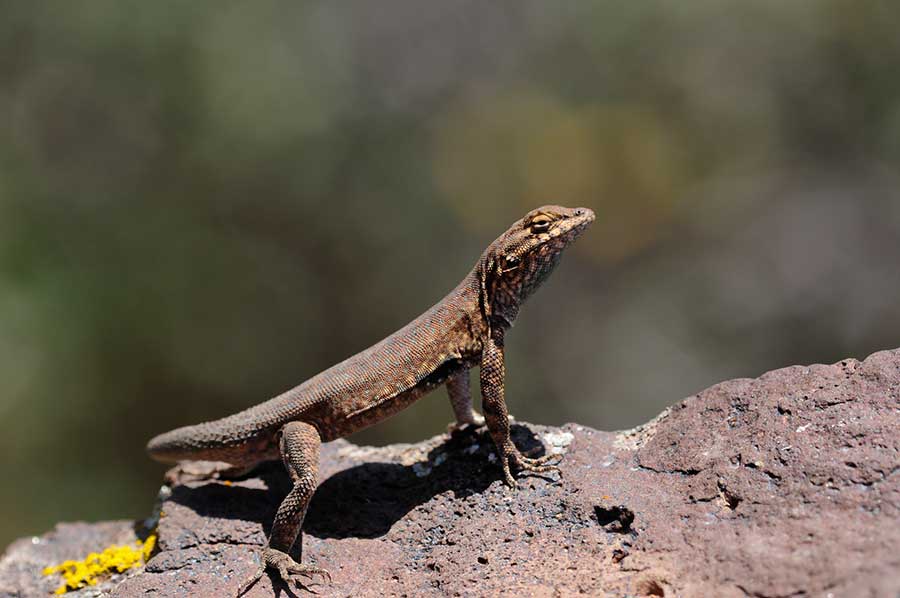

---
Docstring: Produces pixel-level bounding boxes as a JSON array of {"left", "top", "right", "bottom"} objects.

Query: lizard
[{"left": 146, "top": 204, "right": 595, "bottom": 594}]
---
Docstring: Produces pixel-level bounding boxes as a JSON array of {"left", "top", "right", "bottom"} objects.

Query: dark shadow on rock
[
  {"left": 306, "top": 423, "right": 547, "bottom": 539},
  {"left": 167, "top": 464, "right": 292, "bottom": 537},
  {"left": 167, "top": 423, "right": 548, "bottom": 541}
]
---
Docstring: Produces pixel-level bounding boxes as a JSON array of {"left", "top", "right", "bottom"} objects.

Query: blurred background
[{"left": 2, "top": 0, "right": 900, "bottom": 548}]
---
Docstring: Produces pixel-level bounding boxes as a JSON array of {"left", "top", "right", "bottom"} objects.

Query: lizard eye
[{"left": 530, "top": 215, "right": 552, "bottom": 233}]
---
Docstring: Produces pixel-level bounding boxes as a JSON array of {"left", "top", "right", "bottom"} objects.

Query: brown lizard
[{"left": 146, "top": 205, "right": 595, "bottom": 594}]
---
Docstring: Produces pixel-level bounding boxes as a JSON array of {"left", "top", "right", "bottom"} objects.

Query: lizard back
[{"left": 146, "top": 273, "right": 485, "bottom": 462}]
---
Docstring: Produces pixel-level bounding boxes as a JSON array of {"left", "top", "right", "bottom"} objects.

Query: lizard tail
[
  {"left": 145, "top": 419, "right": 267, "bottom": 463},
  {"left": 145, "top": 424, "right": 210, "bottom": 462}
]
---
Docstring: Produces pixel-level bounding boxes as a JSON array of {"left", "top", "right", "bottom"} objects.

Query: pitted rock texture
[{"left": 3, "top": 349, "right": 899, "bottom": 597}]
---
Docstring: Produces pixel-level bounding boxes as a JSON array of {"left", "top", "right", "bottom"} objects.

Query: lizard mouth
[
  {"left": 507, "top": 207, "right": 595, "bottom": 265},
  {"left": 561, "top": 207, "right": 595, "bottom": 236},
  {"left": 545, "top": 207, "right": 595, "bottom": 247},
  {"left": 508, "top": 207, "right": 595, "bottom": 301}
]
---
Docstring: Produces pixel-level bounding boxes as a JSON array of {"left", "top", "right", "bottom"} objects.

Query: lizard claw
[
  {"left": 519, "top": 452, "right": 562, "bottom": 467},
  {"left": 236, "top": 562, "right": 264, "bottom": 597},
  {"left": 268, "top": 548, "right": 332, "bottom": 586},
  {"left": 237, "top": 548, "right": 332, "bottom": 596},
  {"left": 520, "top": 462, "right": 562, "bottom": 476},
  {"left": 496, "top": 442, "right": 563, "bottom": 488},
  {"left": 510, "top": 450, "right": 563, "bottom": 478},
  {"left": 500, "top": 460, "right": 518, "bottom": 488}
]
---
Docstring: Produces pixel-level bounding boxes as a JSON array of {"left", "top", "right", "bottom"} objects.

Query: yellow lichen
[{"left": 42, "top": 532, "right": 157, "bottom": 595}]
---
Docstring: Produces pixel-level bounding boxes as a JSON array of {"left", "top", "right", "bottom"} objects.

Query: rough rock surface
[{"left": 3, "top": 349, "right": 899, "bottom": 597}]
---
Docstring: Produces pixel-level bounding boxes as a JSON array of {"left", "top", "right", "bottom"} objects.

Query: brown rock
[{"left": 3, "top": 349, "right": 899, "bottom": 597}]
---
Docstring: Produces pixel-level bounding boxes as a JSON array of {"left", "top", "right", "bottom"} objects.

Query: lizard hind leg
[{"left": 237, "top": 421, "right": 330, "bottom": 596}]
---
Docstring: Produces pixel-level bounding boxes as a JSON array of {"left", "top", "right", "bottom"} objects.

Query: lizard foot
[
  {"left": 508, "top": 449, "right": 562, "bottom": 482},
  {"left": 519, "top": 450, "right": 563, "bottom": 466},
  {"left": 468, "top": 410, "right": 486, "bottom": 426},
  {"left": 237, "top": 548, "right": 331, "bottom": 596},
  {"left": 447, "top": 410, "right": 486, "bottom": 433},
  {"left": 497, "top": 445, "right": 563, "bottom": 488},
  {"left": 500, "top": 463, "right": 518, "bottom": 488}
]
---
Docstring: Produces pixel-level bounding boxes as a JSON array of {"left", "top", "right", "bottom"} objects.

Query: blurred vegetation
[{"left": 2, "top": 1, "right": 900, "bottom": 547}]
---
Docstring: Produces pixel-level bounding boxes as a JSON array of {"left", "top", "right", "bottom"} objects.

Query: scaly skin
[{"left": 146, "top": 205, "right": 595, "bottom": 594}]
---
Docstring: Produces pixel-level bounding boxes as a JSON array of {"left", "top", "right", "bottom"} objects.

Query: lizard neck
[{"left": 474, "top": 255, "right": 520, "bottom": 331}]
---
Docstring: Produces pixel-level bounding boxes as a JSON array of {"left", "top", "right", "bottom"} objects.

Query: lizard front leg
[
  {"left": 447, "top": 368, "right": 485, "bottom": 427},
  {"left": 238, "top": 421, "right": 329, "bottom": 596},
  {"left": 479, "top": 329, "right": 561, "bottom": 487}
]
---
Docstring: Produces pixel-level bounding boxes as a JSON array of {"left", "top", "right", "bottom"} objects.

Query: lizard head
[{"left": 480, "top": 205, "right": 595, "bottom": 326}]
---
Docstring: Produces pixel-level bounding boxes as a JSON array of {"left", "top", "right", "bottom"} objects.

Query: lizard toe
[
  {"left": 261, "top": 548, "right": 331, "bottom": 590},
  {"left": 519, "top": 452, "right": 562, "bottom": 467},
  {"left": 236, "top": 562, "right": 265, "bottom": 597},
  {"left": 510, "top": 451, "right": 562, "bottom": 478},
  {"left": 286, "top": 561, "right": 332, "bottom": 583},
  {"left": 500, "top": 462, "right": 518, "bottom": 488},
  {"left": 520, "top": 463, "right": 562, "bottom": 477}
]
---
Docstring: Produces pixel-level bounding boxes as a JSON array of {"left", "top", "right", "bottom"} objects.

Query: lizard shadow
[
  {"left": 305, "top": 423, "right": 549, "bottom": 539},
  {"left": 167, "top": 423, "right": 550, "bottom": 542}
]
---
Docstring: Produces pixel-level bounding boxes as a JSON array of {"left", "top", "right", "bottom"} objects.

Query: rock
[{"left": 3, "top": 349, "right": 900, "bottom": 597}]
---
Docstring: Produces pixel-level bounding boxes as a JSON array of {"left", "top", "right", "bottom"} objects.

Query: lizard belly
[
  {"left": 325, "top": 385, "right": 430, "bottom": 440},
  {"left": 312, "top": 358, "right": 469, "bottom": 441}
]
